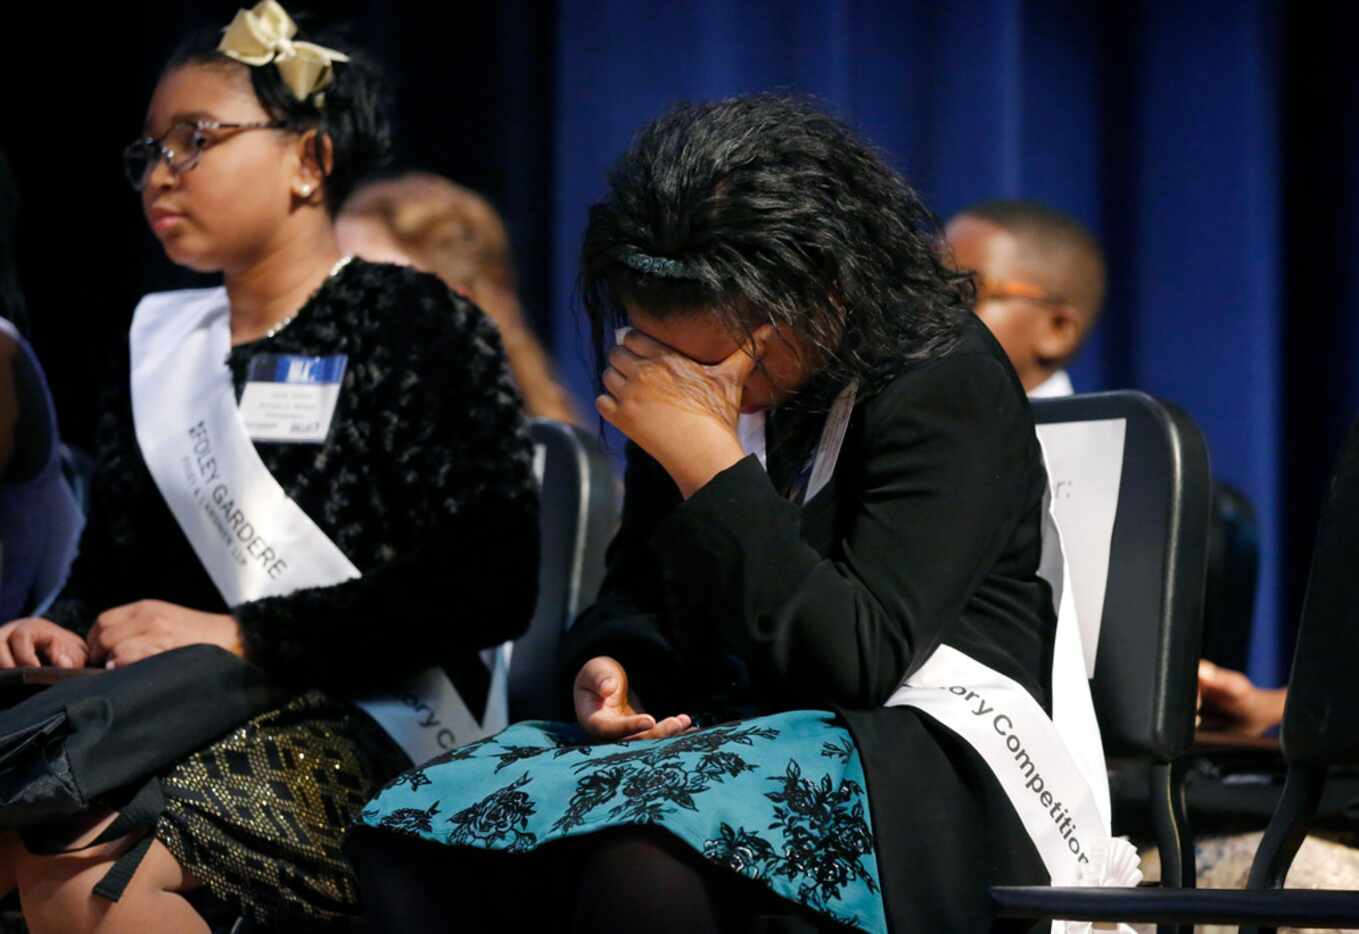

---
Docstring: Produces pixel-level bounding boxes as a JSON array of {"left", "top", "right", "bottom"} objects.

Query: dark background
[
  {"left": 2, "top": 1, "right": 1356, "bottom": 686},
  {"left": 2, "top": 1, "right": 559, "bottom": 442}
]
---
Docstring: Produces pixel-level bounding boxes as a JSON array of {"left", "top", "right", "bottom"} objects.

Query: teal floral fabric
[{"left": 359, "top": 710, "right": 887, "bottom": 932}]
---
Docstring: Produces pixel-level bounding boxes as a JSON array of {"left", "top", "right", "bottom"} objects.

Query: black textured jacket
[
  {"left": 48, "top": 260, "right": 540, "bottom": 699},
  {"left": 562, "top": 315, "right": 1053, "bottom": 932}
]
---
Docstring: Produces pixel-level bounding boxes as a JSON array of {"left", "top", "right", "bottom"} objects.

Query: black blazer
[{"left": 564, "top": 315, "right": 1054, "bottom": 932}]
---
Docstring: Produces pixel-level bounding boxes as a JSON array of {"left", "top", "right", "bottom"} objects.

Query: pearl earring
[{"left": 299, "top": 184, "right": 313, "bottom": 197}]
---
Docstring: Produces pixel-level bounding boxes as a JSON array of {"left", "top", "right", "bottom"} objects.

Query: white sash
[
  {"left": 736, "top": 383, "right": 855, "bottom": 506},
  {"left": 739, "top": 388, "right": 1141, "bottom": 934},
  {"left": 129, "top": 287, "right": 507, "bottom": 764}
]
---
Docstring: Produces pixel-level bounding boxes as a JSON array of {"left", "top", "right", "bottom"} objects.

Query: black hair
[
  {"left": 960, "top": 199, "right": 1100, "bottom": 249},
  {"left": 580, "top": 94, "right": 973, "bottom": 408},
  {"left": 0, "top": 149, "right": 29, "bottom": 335},
  {"left": 957, "top": 198, "right": 1107, "bottom": 318},
  {"left": 163, "top": 21, "right": 391, "bottom": 216}
]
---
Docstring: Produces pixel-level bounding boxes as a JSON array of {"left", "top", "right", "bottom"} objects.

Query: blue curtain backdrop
[
  {"left": 5, "top": 1, "right": 1356, "bottom": 687},
  {"left": 543, "top": 0, "right": 1358, "bottom": 687}
]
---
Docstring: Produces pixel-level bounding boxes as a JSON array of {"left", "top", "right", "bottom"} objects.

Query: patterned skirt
[
  {"left": 155, "top": 690, "right": 410, "bottom": 929},
  {"left": 358, "top": 710, "right": 888, "bottom": 932}
]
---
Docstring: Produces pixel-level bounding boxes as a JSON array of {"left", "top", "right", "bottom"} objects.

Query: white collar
[{"left": 1028, "top": 369, "right": 1074, "bottom": 399}]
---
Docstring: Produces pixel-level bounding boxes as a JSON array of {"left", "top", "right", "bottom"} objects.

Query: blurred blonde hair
[
  {"left": 341, "top": 172, "right": 515, "bottom": 293},
  {"left": 341, "top": 173, "right": 582, "bottom": 424}
]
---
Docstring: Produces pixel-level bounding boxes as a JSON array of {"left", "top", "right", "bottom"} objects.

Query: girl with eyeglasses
[{"left": 0, "top": 4, "right": 538, "bottom": 931}]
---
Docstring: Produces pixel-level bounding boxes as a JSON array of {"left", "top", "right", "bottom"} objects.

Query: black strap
[
  {"left": 21, "top": 779, "right": 167, "bottom": 902},
  {"left": 87, "top": 779, "right": 165, "bottom": 849},
  {"left": 21, "top": 779, "right": 165, "bottom": 855},
  {"left": 91, "top": 830, "right": 154, "bottom": 902},
  {"left": 90, "top": 778, "right": 166, "bottom": 902}
]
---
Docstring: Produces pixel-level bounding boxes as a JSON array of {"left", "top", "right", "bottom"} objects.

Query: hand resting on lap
[
  {"left": 574, "top": 655, "right": 691, "bottom": 741},
  {"left": 0, "top": 601, "right": 243, "bottom": 670}
]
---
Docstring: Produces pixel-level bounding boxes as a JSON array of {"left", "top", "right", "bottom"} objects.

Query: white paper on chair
[{"left": 1035, "top": 418, "right": 1127, "bottom": 675}]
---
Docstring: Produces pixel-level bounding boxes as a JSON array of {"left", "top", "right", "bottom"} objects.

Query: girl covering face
[
  {"left": 351, "top": 95, "right": 1127, "bottom": 934},
  {"left": 0, "top": 4, "right": 538, "bottom": 931}
]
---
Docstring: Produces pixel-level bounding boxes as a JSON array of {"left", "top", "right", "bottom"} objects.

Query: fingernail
[
  {"left": 105, "top": 660, "right": 116, "bottom": 670},
  {"left": 600, "top": 677, "right": 616, "bottom": 693},
  {"left": 54, "top": 653, "right": 70, "bottom": 668}
]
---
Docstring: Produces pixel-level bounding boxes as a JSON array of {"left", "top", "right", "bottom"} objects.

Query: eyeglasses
[
  {"left": 122, "top": 120, "right": 292, "bottom": 191},
  {"left": 974, "top": 275, "right": 1069, "bottom": 309}
]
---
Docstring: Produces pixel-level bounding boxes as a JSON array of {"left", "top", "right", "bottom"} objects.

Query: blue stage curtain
[
  {"left": 8, "top": 0, "right": 1350, "bottom": 687},
  {"left": 544, "top": 0, "right": 1358, "bottom": 686}
]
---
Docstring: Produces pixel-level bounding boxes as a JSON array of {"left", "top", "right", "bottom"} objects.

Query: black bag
[{"left": 0, "top": 644, "right": 289, "bottom": 898}]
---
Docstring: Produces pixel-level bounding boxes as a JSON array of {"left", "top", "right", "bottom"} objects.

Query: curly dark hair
[
  {"left": 164, "top": 21, "right": 392, "bottom": 217},
  {"left": 580, "top": 94, "right": 974, "bottom": 407}
]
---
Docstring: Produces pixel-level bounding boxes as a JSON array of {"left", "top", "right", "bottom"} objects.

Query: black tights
[{"left": 347, "top": 826, "right": 851, "bottom": 933}]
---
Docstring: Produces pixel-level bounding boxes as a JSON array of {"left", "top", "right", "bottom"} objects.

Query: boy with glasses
[{"left": 945, "top": 199, "right": 1106, "bottom": 398}]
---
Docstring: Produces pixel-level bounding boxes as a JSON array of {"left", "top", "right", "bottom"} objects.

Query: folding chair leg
[
  {"left": 1150, "top": 758, "right": 1194, "bottom": 934},
  {"left": 1150, "top": 758, "right": 1195, "bottom": 888},
  {"left": 1239, "top": 763, "right": 1326, "bottom": 934}
]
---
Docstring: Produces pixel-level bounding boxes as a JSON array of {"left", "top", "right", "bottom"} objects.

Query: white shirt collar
[{"left": 1028, "top": 369, "right": 1074, "bottom": 399}]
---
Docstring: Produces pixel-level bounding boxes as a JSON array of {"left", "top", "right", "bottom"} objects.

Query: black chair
[
  {"left": 507, "top": 419, "right": 622, "bottom": 723},
  {"left": 1031, "top": 392, "right": 1213, "bottom": 911},
  {"left": 1202, "top": 481, "right": 1260, "bottom": 674},
  {"left": 993, "top": 419, "right": 1359, "bottom": 932}
]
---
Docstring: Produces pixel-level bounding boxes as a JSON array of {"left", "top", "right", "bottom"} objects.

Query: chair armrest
[
  {"left": 991, "top": 885, "right": 1359, "bottom": 927},
  {"left": 1191, "top": 729, "right": 1281, "bottom": 755}
]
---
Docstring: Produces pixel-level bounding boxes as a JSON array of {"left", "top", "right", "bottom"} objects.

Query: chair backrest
[
  {"left": 508, "top": 419, "right": 621, "bottom": 722},
  {"left": 1200, "top": 482, "right": 1260, "bottom": 673},
  {"left": 1280, "top": 419, "right": 1359, "bottom": 767},
  {"left": 1032, "top": 391, "right": 1213, "bottom": 762}
]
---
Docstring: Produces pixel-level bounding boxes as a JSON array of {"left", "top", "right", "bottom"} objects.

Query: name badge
[{"left": 239, "top": 354, "right": 347, "bottom": 444}]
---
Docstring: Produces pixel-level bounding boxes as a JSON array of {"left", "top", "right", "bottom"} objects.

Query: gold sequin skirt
[{"left": 154, "top": 690, "right": 409, "bottom": 929}]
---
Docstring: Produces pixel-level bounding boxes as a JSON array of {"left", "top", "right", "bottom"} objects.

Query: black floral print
[
  {"left": 384, "top": 767, "right": 433, "bottom": 792},
  {"left": 549, "top": 722, "right": 779, "bottom": 832},
  {"left": 821, "top": 736, "right": 855, "bottom": 763},
  {"left": 549, "top": 767, "right": 626, "bottom": 833},
  {"left": 370, "top": 801, "right": 441, "bottom": 836},
  {"left": 446, "top": 773, "right": 539, "bottom": 852},
  {"left": 489, "top": 736, "right": 594, "bottom": 773},
  {"left": 697, "top": 758, "right": 877, "bottom": 927},
  {"left": 489, "top": 743, "right": 562, "bottom": 773},
  {"left": 574, "top": 722, "right": 779, "bottom": 772},
  {"left": 703, "top": 823, "right": 778, "bottom": 880},
  {"left": 363, "top": 713, "right": 885, "bottom": 931},
  {"left": 609, "top": 762, "right": 711, "bottom": 823},
  {"left": 433, "top": 736, "right": 498, "bottom": 765},
  {"left": 765, "top": 760, "right": 878, "bottom": 910}
]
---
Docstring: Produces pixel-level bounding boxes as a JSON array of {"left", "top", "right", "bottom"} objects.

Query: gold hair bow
[{"left": 218, "top": 1, "right": 350, "bottom": 103}]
